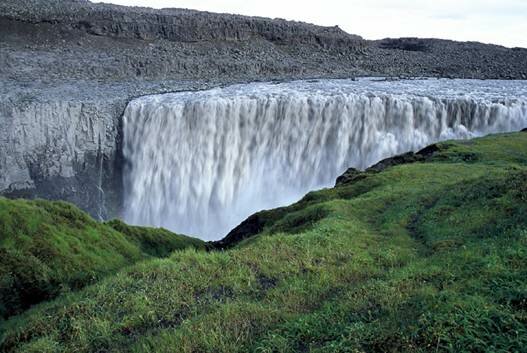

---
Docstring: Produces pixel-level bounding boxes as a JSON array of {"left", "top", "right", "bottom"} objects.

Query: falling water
[{"left": 122, "top": 78, "right": 527, "bottom": 240}]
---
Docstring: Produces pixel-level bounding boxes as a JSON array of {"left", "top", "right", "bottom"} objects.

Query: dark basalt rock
[
  {"left": 377, "top": 38, "right": 431, "bottom": 52},
  {"left": 0, "top": 0, "right": 364, "bottom": 49},
  {"left": 366, "top": 152, "right": 422, "bottom": 173},
  {"left": 416, "top": 143, "right": 441, "bottom": 157},
  {"left": 211, "top": 213, "right": 265, "bottom": 250},
  {"left": 335, "top": 168, "right": 367, "bottom": 186},
  {"left": 366, "top": 144, "right": 442, "bottom": 173},
  {"left": 335, "top": 143, "right": 443, "bottom": 186}
]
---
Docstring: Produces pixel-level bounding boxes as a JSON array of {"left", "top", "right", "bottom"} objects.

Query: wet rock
[
  {"left": 334, "top": 143, "right": 443, "bottom": 186},
  {"left": 361, "top": 143, "right": 443, "bottom": 174},
  {"left": 416, "top": 143, "right": 441, "bottom": 157},
  {"left": 335, "top": 168, "right": 366, "bottom": 186},
  {"left": 211, "top": 213, "right": 265, "bottom": 250},
  {"left": 367, "top": 152, "right": 423, "bottom": 173}
]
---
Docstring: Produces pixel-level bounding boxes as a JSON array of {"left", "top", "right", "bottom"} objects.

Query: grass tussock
[
  {"left": 0, "top": 200, "right": 204, "bottom": 320},
  {"left": 1, "top": 131, "right": 527, "bottom": 352}
]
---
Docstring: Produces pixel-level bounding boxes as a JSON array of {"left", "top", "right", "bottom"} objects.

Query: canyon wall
[
  {"left": 1, "top": 0, "right": 527, "bottom": 223},
  {"left": 0, "top": 95, "right": 124, "bottom": 218}
]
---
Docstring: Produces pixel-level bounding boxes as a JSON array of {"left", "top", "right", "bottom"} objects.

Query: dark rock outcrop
[
  {"left": 366, "top": 144, "right": 442, "bottom": 173},
  {"left": 336, "top": 143, "right": 443, "bottom": 187},
  {"left": 1, "top": 0, "right": 364, "bottom": 48},
  {"left": 212, "top": 214, "right": 266, "bottom": 250},
  {"left": 335, "top": 168, "right": 367, "bottom": 186},
  {"left": 366, "top": 152, "right": 422, "bottom": 173},
  {"left": 377, "top": 38, "right": 431, "bottom": 52}
]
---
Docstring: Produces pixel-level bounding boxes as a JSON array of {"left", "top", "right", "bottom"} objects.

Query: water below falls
[{"left": 122, "top": 78, "right": 527, "bottom": 240}]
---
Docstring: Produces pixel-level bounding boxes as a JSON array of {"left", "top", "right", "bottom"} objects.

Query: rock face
[
  {"left": 1, "top": 0, "right": 363, "bottom": 47},
  {"left": 1, "top": 0, "right": 526, "bottom": 221},
  {"left": 335, "top": 168, "right": 367, "bottom": 187},
  {"left": 0, "top": 96, "right": 124, "bottom": 218},
  {"left": 213, "top": 213, "right": 266, "bottom": 250}
]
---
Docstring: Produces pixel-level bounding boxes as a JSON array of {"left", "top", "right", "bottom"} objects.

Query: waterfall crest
[{"left": 122, "top": 79, "right": 527, "bottom": 240}]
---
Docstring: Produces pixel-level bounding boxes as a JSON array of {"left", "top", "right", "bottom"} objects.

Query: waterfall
[{"left": 122, "top": 79, "right": 527, "bottom": 240}]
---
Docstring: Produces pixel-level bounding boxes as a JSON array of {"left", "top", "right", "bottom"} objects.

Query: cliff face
[
  {"left": 0, "top": 0, "right": 526, "bottom": 221},
  {"left": 0, "top": 79, "right": 236, "bottom": 219},
  {"left": 1, "top": 0, "right": 363, "bottom": 48},
  {"left": 0, "top": 95, "right": 124, "bottom": 218}
]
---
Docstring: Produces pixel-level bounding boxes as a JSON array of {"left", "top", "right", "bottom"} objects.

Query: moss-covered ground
[
  {"left": 1, "top": 132, "right": 526, "bottom": 352},
  {"left": 0, "top": 199, "right": 204, "bottom": 320}
]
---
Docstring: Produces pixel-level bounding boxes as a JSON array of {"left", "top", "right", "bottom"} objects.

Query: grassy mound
[
  {"left": 0, "top": 199, "right": 204, "bottom": 320},
  {"left": 1, "top": 132, "right": 527, "bottom": 353}
]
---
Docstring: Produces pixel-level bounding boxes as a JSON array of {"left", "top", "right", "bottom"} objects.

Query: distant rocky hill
[
  {"left": 1, "top": 0, "right": 363, "bottom": 46},
  {"left": 1, "top": 0, "right": 526, "bottom": 84},
  {"left": 0, "top": 0, "right": 526, "bottom": 220}
]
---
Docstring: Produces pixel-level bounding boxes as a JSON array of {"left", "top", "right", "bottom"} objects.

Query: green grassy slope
[
  {"left": 0, "top": 199, "right": 205, "bottom": 320},
  {"left": 1, "top": 132, "right": 526, "bottom": 353}
]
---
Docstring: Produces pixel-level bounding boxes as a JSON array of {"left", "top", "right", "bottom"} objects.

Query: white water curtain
[{"left": 122, "top": 79, "right": 527, "bottom": 240}]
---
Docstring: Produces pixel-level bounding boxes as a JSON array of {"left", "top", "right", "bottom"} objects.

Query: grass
[
  {"left": 0, "top": 199, "right": 204, "bottom": 320},
  {"left": 1, "top": 131, "right": 526, "bottom": 352}
]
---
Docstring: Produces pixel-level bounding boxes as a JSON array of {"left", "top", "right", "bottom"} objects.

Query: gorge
[
  {"left": 122, "top": 79, "right": 527, "bottom": 239},
  {"left": 2, "top": 1, "right": 527, "bottom": 351},
  {"left": 2, "top": 0, "right": 527, "bottom": 233}
]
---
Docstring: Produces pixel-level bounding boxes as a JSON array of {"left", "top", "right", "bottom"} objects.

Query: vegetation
[
  {"left": 1, "top": 131, "right": 526, "bottom": 352},
  {"left": 0, "top": 199, "right": 204, "bottom": 320}
]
